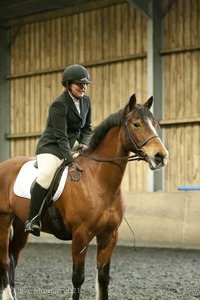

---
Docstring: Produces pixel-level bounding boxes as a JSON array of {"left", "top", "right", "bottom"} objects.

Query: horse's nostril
[{"left": 155, "top": 152, "right": 164, "bottom": 163}]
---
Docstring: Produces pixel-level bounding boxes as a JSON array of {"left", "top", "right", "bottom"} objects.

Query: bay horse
[{"left": 0, "top": 94, "right": 168, "bottom": 300}]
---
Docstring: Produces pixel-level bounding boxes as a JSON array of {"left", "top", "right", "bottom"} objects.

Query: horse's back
[
  {"left": 0, "top": 156, "right": 34, "bottom": 213},
  {"left": 0, "top": 156, "right": 34, "bottom": 177}
]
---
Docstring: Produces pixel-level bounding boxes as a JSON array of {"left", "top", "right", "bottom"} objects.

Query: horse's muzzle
[{"left": 146, "top": 151, "right": 168, "bottom": 170}]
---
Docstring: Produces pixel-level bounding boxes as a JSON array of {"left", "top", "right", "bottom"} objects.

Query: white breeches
[{"left": 36, "top": 154, "right": 63, "bottom": 189}]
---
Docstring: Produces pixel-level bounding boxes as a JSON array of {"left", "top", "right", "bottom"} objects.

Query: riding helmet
[{"left": 62, "top": 64, "right": 92, "bottom": 87}]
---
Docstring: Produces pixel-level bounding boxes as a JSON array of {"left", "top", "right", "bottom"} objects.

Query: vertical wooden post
[
  {"left": 0, "top": 23, "right": 10, "bottom": 162},
  {"left": 127, "top": 0, "right": 164, "bottom": 191},
  {"left": 147, "top": 0, "right": 163, "bottom": 191}
]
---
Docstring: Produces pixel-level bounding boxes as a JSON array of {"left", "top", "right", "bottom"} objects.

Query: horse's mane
[
  {"left": 87, "top": 108, "right": 124, "bottom": 152},
  {"left": 87, "top": 103, "right": 158, "bottom": 152}
]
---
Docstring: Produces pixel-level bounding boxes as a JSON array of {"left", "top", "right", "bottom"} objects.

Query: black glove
[
  {"left": 68, "top": 162, "right": 83, "bottom": 182},
  {"left": 63, "top": 158, "right": 74, "bottom": 167}
]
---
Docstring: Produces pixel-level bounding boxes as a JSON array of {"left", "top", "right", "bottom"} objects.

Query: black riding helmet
[{"left": 62, "top": 64, "right": 92, "bottom": 87}]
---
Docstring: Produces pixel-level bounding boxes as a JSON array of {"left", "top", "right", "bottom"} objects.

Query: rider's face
[{"left": 70, "top": 82, "right": 88, "bottom": 99}]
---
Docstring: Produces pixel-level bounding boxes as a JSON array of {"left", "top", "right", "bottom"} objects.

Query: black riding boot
[{"left": 25, "top": 181, "right": 48, "bottom": 237}]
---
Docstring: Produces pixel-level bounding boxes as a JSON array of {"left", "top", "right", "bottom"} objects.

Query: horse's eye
[{"left": 133, "top": 122, "right": 141, "bottom": 128}]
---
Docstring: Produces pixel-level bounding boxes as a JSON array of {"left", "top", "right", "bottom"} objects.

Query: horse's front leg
[
  {"left": 96, "top": 230, "right": 118, "bottom": 300},
  {"left": 71, "top": 229, "right": 90, "bottom": 300}
]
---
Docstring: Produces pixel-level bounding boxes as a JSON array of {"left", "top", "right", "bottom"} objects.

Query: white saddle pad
[{"left": 14, "top": 160, "right": 68, "bottom": 201}]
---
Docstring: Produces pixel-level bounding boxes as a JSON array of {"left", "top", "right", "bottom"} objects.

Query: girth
[{"left": 44, "top": 204, "right": 72, "bottom": 241}]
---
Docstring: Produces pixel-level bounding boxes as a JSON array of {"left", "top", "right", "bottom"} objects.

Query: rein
[
  {"left": 81, "top": 152, "right": 143, "bottom": 163},
  {"left": 81, "top": 116, "right": 158, "bottom": 164}
]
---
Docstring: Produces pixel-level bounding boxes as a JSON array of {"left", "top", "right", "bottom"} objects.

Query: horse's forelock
[{"left": 127, "top": 104, "right": 158, "bottom": 127}]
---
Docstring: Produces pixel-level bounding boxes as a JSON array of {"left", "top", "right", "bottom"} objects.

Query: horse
[{"left": 0, "top": 94, "right": 168, "bottom": 300}]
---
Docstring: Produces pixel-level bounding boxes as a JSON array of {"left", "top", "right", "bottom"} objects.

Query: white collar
[
  {"left": 68, "top": 90, "right": 81, "bottom": 102},
  {"left": 68, "top": 91, "right": 81, "bottom": 114}
]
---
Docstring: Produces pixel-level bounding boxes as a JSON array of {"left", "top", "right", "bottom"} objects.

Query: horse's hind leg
[
  {"left": 0, "top": 214, "right": 14, "bottom": 300},
  {"left": 8, "top": 217, "right": 29, "bottom": 300},
  {"left": 96, "top": 231, "right": 118, "bottom": 300}
]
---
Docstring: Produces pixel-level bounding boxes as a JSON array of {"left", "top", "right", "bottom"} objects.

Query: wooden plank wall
[
  {"left": 8, "top": 2, "right": 148, "bottom": 192},
  {"left": 162, "top": 0, "right": 200, "bottom": 191}
]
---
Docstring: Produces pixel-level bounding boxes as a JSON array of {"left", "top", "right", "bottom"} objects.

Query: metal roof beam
[{"left": 127, "top": 0, "right": 151, "bottom": 18}]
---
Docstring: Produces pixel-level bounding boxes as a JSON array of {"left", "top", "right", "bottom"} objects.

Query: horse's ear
[
  {"left": 128, "top": 94, "right": 137, "bottom": 111},
  {"left": 143, "top": 96, "right": 153, "bottom": 109}
]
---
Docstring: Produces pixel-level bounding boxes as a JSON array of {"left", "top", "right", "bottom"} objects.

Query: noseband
[{"left": 124, "top": 120, "right": 158, "bottom": 160}]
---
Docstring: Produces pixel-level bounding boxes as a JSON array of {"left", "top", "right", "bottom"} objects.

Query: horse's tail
[
  {"left": 8, "top": 217, "right": 29, "bottom": 281},
  {"left": 9, "top": 224, "right": 14, "bottom": 241},
  {"left": 8, "top": 234, "right": 15, "bottom": 291},
  {"left": 7, "top": 217, "right": 29, "bottom": 295}
]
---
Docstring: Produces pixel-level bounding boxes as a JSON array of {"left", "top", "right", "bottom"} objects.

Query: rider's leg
[{"left": 25, "top": 153, "right": 63, "bottom": 236}]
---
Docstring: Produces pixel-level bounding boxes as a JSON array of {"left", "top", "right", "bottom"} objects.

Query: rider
[{"left": 25, "top": 64, "right": 92, "bottom": 237}]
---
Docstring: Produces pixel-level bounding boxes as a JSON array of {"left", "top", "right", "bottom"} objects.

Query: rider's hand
[
  {"left": 68, "top": 162, "right": 83, "bottom": 182},
  {"left": 79, "top": 143, "right": 88, "bottom": 151}
]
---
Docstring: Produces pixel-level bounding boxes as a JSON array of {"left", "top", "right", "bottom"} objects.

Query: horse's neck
[
  {"left": 93, "top": 127, "right": 128, "bottom": 157},
  {"left": 89, "top": 128, "right": 129, "bottom": 191}
]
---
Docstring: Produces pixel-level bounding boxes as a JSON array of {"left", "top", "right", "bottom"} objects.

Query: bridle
[
  {"left": 124, "top": 119, "right": 158, "bottom": 161},
  {"left": 81, "top": 115, "right": 159, "bottom": 163}
]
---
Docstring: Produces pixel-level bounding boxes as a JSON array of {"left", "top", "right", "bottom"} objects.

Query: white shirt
[{"left": 68, "top": 91, "right": 81, "bottom": 114}]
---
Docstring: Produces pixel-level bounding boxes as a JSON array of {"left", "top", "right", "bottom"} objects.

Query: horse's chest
[{"left": 95, "top": 209, "right": 122, "bottom": 232}]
